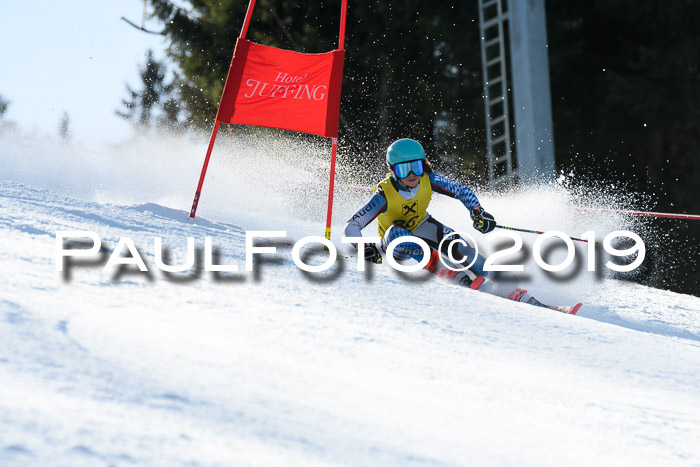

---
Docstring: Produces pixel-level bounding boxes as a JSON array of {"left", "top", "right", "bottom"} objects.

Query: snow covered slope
[{"left": 1, "top": 135, "right": 699, "bottom": 466}]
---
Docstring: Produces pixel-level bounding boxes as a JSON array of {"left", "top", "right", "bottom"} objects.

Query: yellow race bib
[{"left": 375, "top": 174, "right": 432, "bottom": 238}]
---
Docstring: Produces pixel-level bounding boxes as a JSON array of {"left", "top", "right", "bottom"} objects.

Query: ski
[
  {"left": 545, "top": 303, "right": 582, "bottom": 315},
  {"left": 470, "top": 278, "right": 581, "bottom": 315}
]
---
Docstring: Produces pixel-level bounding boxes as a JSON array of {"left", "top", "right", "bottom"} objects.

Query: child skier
[{"left": 344, "top": 138, "right": 552, "bottom": 308}]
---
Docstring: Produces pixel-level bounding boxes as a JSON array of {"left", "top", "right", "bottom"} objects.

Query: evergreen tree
[
  {"left": 117, "top": 50, "right": 182, "bottom": 132},
  {"left": 0, "top": 94, "right": 17, "bottom": 134},
  {"left": 157, "top": 97, "right": 187, "bottom": 133},
  {"left": 59, "top": 111, "right": 71, "bottom": 141},
  {"left": 0, "top": 94, "right": 9, "bottom": 119}
]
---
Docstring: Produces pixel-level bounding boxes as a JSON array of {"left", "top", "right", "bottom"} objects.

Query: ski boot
[
  {"left": 424, "top": 249, "right": 477, "bottom": 287},
  {"left": 507, "top": 288, "right": 547, "bottom": 307},
  {"left": 468, "top": 277, "right": 535, "bottom": 303},
  {"left": 506, "top": 287, "right": 581, "bottom": 314}
]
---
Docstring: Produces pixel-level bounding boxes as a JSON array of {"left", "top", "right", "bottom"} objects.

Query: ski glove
[
  {"left": 364, "top": 243, "right": 383, "bottom": 264},
  {"left": 470, "top": 206, "right": 496, "bottom": 233}
]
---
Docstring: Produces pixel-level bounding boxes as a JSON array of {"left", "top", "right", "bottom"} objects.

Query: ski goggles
[{"left": 391, "top": 159, "right": 425, "bottom": 179}]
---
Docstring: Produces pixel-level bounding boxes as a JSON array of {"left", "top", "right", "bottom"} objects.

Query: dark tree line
[
  {"left": 545, "top": 0, "right": 700, "bottom": 294},
  {"left": 125, "top": 0, "right": 699, "bottom": 294},
  {"left": 547, "top": 0, "right": 700, "bottom": 210}
]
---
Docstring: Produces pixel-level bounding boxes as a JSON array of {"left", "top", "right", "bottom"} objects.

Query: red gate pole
[
  {"left": 323, "top": 0, "right": 348, "bottom": 240},
  {"left": 325, "top": 137, "right": 339, "bottom": 240},
  {"left": 189, "top": 122, "right": 220, "bottom": 218},
  {"left": 189, "top": 1, "right": 257, "bottom": 219},
  {"left": 339, "top": 0, "right": 347, "bottom": 48},
  {"left": 240, "top": 0, "right": 257, "bottom": 38}
]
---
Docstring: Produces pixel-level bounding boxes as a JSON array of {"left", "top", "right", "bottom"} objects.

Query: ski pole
[{"left": 496, "top": 225, "right": 592, "bottom": 243}]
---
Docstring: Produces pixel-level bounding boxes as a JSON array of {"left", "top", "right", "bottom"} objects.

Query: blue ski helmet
[{"left": 386, "top": 138, "right": 426, "bottom": 166}]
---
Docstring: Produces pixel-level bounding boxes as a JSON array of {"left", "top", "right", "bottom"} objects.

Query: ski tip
[
  {"left": 471, "top": 276, "right": 486, "bottom": 291},
  {"left": 570, "top": 303, "right": 582, "bottom": 315}
]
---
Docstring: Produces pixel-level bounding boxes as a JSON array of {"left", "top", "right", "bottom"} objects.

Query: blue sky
[{"left": 1, "top": 1, "right": 170, "bottom": 146}]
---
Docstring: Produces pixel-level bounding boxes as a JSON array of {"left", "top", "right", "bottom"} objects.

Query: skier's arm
[
  {"left": 344, "top": 191, "right": 387, "bottom": 263},
  {"left": 428, "top": 173, "right": 481, "bottom": 210},
  {"left": 344, "top": 191, "right": 387, "bottom": 238},
  {"left": 429, "top": 173, "right": 496, "bottom": 233}
]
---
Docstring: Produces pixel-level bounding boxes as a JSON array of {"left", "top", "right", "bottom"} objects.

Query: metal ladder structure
[{"left": 478, "top": 0, "right": 514, "bottom": 187}]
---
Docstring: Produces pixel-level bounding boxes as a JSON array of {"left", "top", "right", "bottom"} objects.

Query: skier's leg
[
  {"left": 382, "top": 225, "right": 472, "bottom": 286},
  {"left": 471, "top": 279, "right": 547, "bottom": 307},
  {"left": 383, "top": 222, "right": 550, "bottom": 306},
  {"left": 411, "top": 217, "right": 488, "bottom": 277},
  {"left": 383, "top": 220, "right": 484, "bottom": 287},
  {"left": 382, "top": 224, "right": 428, "bottom": 262}
]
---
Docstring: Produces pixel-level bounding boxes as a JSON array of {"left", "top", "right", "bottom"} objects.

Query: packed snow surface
[{"left": 1, "top": 133, "right": 699, "bottom": 466}]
